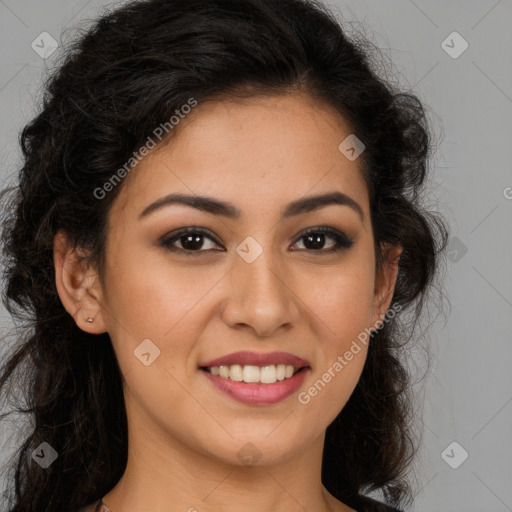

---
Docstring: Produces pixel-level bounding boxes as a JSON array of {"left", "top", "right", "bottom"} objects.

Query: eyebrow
[{"left": 138, "top": 191, "right": 364, "bottom": 222}]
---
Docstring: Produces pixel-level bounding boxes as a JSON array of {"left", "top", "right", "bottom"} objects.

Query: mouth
[
  {"left": 199, "top": 362, "right": 311, "bottom": 405},
  {"left": 199, "top": 364, "right": 309, "bottom": 385},
  {"left": 198, "top": 350, "right": 311, "bottom": 386}
]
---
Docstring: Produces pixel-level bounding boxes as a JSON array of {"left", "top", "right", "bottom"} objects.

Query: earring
[{"left": 86, "top": 317, "right": 93, "bottom": 323}]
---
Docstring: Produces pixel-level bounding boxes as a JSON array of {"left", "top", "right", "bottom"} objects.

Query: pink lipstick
[{"left": 199, "top": 350, "right": 310, "bottom": 405}]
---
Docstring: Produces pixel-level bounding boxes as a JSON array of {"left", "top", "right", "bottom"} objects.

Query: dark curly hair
[{"left": 0, "top": 0, "right": 448, "bottom": 511}]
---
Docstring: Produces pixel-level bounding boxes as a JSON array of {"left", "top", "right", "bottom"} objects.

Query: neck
[{"left": 102, "top": 398, "right": 354, "bottom": 512}]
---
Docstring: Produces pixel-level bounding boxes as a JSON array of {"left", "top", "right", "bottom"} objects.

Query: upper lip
[{"left": 199, "top": 351, "right": 310, "bottom": 368}]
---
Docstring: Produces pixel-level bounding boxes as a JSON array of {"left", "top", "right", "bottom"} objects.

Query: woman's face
[{"left": 85, "top": 93, "right": 398, "bottom": 466}]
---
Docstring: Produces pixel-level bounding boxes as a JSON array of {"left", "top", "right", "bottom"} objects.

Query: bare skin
[{"left": 55, "top": 92, "right": 401, "bottom": 512}]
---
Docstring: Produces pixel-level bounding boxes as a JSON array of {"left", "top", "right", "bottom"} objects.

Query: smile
[
  {"left": 200, "top": 365, "right": 310, "bottom": 405},
  {"left": 200, "top": 364, "right": 303, "bottom": 384}
]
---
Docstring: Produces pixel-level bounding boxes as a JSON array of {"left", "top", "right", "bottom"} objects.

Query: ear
[
  {"left": 371, "top": 243, "right": 402, "bottom": 327},
  {"left": 53, "top": 230, "right": 108, "bottom": 334}
]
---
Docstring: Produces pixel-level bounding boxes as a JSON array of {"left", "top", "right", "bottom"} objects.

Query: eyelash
[{"left": 160, "top": 226, "right": 354, "bottom": 256}]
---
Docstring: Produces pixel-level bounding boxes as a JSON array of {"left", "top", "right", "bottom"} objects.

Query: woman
[{"left": 0, "top": 0, "right": 447, "bottom": 511}]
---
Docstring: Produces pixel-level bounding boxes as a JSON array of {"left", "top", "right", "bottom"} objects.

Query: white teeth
[
  {"left": 260, "top": 365, "right": 276, "bottom": 384},
  {"left": 205, "top": 364, "right": 300, "bottom": 384},
  {"left": 230, "top": 364, "right": 243, "bottom": 382},
  {"left": 243, "top": 365, "right": 260, "bottom": 383}
]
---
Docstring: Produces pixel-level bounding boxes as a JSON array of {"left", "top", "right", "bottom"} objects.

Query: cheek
[
  {"left": 298, "top": 346, "right": 367, "bottom": 434},
  {"left": 102, "top": 249, "right": 222, "bottom": 384},
  {"left": 293, "top": 256, "right": 374, "bottom": 415},
  {"left": 297, "top": 271, "right": 372, "bottom": 424},
  {"left": 296, "top": 257, "right": 376, "bottom": 338},
  {"left": 104, "top": 241, "right": 216, "bottom": 335}
]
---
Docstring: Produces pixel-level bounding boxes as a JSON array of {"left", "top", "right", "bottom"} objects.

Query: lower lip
[{"left": 200, "top": 367, "right": 310, "bottom": 405}]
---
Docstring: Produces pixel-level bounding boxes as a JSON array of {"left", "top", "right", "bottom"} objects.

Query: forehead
[{"left": 110, "top": 92, "right": 369, "bottom": 221}]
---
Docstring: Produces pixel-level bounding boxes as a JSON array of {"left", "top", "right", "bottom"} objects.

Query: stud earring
[{"left": 86, "top": 317, "right": 93, "bottom": 323}]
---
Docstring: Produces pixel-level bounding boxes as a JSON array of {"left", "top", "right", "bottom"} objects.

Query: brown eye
[
  {"left": 160, "top": 226, "right": 354, "bottom": 256},
  {"left": 161, "top": 227, "right": 223, "bottom": 254},
  {"left": 291, "top": 227, "right": 354, "bottom": 253}
]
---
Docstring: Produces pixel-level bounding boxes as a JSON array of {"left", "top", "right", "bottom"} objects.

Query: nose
[{"left": 220, "top": 248, "right": 301, "bottom": 338}]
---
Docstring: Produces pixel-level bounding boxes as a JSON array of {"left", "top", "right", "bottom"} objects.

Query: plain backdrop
[{"left": 0, "top": 1, "right": 511, "bottom": 511}]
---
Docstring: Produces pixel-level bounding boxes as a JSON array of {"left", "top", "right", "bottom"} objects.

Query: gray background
[{"left": 0, "top": 1, "right": 511, "bottom": 511}]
